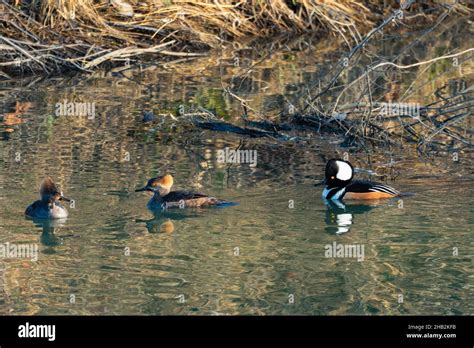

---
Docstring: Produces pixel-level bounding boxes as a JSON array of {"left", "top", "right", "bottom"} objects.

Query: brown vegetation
[{"left": 0, "top": 0, "right": 470, "bottom": 76}]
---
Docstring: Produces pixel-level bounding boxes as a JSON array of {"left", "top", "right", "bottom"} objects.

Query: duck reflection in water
[
  {"left": 26, "top": 217, "right": 67, "bottom": 247},
  {"left": 135, "top": 209, "right": 204, "bottom": 234},
  {"left": 323, "top": 199, "right": 380, "bottom": 235},
  {"left": 137, "top": 217, "right": 176, "bottom": 234},
  {"left": 26, "top": 216, "right": 79, "bottom": 248}
]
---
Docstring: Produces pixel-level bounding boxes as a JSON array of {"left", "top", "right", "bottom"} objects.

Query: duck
[
  {"left": 317, "top": 159, "right": 400, "bottom": 200},
  {"left": 25, "top": 177, "right": 71, "bottom": 219},
  {"left": 135, "top": 174, "right": 234, "bottom": 210}
]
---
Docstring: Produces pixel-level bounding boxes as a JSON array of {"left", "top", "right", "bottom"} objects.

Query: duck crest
[
  {"left": 159, "top": 174, "right": 173, "bottom": 189},
  {"left": 148, "top": 174, "right": 173, "bottom": 189},
  {"left": 40, "top": 177, "right": 60, "bottom": 197}
]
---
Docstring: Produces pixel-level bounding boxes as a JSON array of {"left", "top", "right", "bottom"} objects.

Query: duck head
[
  {"left": 135, "top": 174, "right": 174, "bottom": 196},
  {"left": 315, "top": 159, "right": 354, "bottom": 188},
  {"left": 39, "top": 177, "right": 71, "bottom": 207}
]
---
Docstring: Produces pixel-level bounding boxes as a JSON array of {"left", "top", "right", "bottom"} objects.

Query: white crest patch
[{"left": 336, "top": 161, "right": 352, "bottom": 181}]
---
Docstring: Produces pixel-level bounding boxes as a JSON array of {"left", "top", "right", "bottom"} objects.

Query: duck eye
[{"left": 331, "top": 176, "right": 335, "bottom": 180}]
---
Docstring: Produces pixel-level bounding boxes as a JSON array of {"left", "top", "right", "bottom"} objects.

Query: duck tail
[{"left": 214, "top": 200, "right": 239, "bottom": 207}]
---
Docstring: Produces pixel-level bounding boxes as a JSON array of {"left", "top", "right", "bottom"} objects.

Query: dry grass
[{"left": 1, "top": 0, "right": 470, "bottom": 76}]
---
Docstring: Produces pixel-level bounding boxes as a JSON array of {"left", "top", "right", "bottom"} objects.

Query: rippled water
[{"left": 0, "top": 19, "right": 472, "bottom": 315}]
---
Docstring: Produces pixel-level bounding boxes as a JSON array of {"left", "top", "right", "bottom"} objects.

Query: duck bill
[
  {"left": 60, "top": 196, "right": 71, "bottom": 202},
  {"left": 314, "top": 179, "right": 327, "bottom": 187},
  {"left": 135, "top": 186, "right": 151, "bottom": 192}
]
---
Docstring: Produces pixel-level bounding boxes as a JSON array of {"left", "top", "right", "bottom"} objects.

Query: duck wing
[
  {"left": 346, "top": 180, "right": 399, "bottom": 195},
  {"left": 163, "top": 191, "right": 210, "bottom": 202}
]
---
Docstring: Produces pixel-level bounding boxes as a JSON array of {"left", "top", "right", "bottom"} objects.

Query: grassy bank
[{"left": 0, "top": 0, "right": 470, "bottom": 76}]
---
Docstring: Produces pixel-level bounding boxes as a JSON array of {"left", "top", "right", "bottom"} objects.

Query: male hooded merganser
[
  {"left": 135, "top": 174, "right": 233, "bottom": 210},
  {"left": 317, "top": 159, "right": 400, "bottom": 200},
  {"left": 25, "top": 177, "right": 71, "bottom": 219}
]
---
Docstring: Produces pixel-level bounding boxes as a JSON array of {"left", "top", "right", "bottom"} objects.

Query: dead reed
[{"left": 1, "top": 0, "right": 470, "bottom": 76}]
